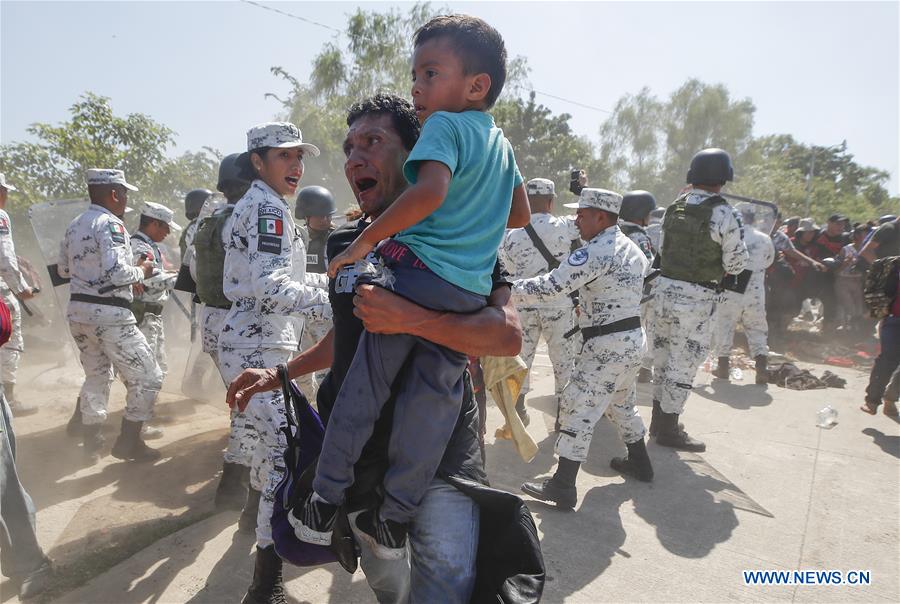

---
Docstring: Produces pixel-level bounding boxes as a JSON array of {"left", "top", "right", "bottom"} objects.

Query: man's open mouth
[
  {"left": 285, "top": 176, "right": 299, "bottom": 187},
  {"left": 356, "top": 178, "right": 377, "bottom": 192}
]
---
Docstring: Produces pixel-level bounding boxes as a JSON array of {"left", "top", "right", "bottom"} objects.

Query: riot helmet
[
  {"left": 619, "top": 190, "right": 657, "bottom": 223},
  {"left": 217, "top": 153, "right": 249, "bottom": 192},
  {"left": 686, "top": 148, "right": 734, "bottom": 186},
  {"left": 295, "top": 186, "right": 336, "bottom": 220},
  {"left": 184, "top": 188, "right": 214, "bottom": 220}
]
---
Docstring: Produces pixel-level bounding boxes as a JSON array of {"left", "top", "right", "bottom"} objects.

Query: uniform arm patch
[
  {"left": 567, "top": 248, "right": 589, "bottom": 266},
  {"left": 109, "top": 222, "right": 127, "bottom": 245},
  {"left": 0, "top": 216, "right": 10, "bottom": 235},
  {"left": 257, "top": 234, "right": 282, "bottom": 255}
]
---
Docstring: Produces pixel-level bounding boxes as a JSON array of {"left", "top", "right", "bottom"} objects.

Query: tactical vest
[
  {"left": 193, "top": 206, "right": 234, "bottom": 309},
  {"left": 306, "top": 227, "right": 334, "bottom": 274},
  {"left": 660, "top": 194, "right": 726, "bottom": 284}
]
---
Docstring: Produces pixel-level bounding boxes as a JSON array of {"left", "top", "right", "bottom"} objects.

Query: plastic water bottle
[
  {"left": 816, "top": 406, "right": 838, "bottom": 428},
  {"left": 729, "top": 367, "right": 743, "bottom": 381}
]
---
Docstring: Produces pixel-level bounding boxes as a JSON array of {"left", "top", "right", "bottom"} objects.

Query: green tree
[
  {"left": 0, "top": 92, "right": 218, "bottom": 211},
  {"left": 598, "top": 87, "right": 664, "bottom": 192}
]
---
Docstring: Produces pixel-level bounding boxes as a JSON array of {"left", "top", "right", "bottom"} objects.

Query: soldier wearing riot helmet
[
  {"left": 292, "top": 185, "right": 337, "bottom": 403},
  {"left": 650, "top": 148, "right": 748, "bottom": 452},
  {"left": 180, "top": 188, "right": 215, "bottom": 260}
]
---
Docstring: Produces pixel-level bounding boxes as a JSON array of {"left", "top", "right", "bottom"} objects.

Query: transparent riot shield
[{"left": 722, "top": 193, "right": 779, "bottom": 235}]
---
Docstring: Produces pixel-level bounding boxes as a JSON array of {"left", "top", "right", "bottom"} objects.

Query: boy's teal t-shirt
[{"left": 397, "top": 110, "right": 523, "bottom": 295}]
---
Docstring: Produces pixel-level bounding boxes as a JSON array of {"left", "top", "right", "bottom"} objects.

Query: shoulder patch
[
  {"left": 258, "top": 217, "right": 284, "bottom": 236},
  {"left": 109, "top": 222, "right": 126, "bottom": 244},
  {"left": 257, "top": 234, "right": 283, "bottom": 255},
  {"left": 258, "top": 205, "right": 284, "bottom": 219},
  {"left": 0, "top": 216, "right": 9, "bottom": 235},
  {"left": 567, "top": 248, "right": 589, "bottom": 266}
]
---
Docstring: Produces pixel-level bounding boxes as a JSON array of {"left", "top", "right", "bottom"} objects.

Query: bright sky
[{"left": 2, "top": 0, "right": 898, "bottom": 195}]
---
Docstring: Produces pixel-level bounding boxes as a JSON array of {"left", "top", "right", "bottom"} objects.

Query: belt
[
  {"left": 660, "top": 273, "right": 719, "bottom": 291},
  {"left": 581, "top": 316, "right": 642, "bottom": 341},
  {"left": 70, "top": 293, "right": 132, "bottom": 310},
  {"left": 204, "top": 302, "right": 233, "bottom": 310}
]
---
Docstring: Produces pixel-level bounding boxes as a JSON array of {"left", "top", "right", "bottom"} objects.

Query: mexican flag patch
[
  {"left": 258, "top": 217, "right": 283, "bottom": 236},
  {"left": 109, "top": 222, "right": 126, "bottom": 243}
]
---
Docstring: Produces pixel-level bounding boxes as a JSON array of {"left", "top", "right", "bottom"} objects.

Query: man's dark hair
[
  {"left": 346, "top": 93, "right": 420, "bottom": 152},
  {"left": 414, "top": 14, "right": 507, "bottom": 108},
  {"left": 139, "top": 215, "right": 161, "bottom": 230}
]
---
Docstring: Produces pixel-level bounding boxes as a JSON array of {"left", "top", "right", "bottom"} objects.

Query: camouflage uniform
[
  {"left": 514, "top": 207, "right": 648, "bottom": 462},
  {"left": 217, "top": 179, "right": 329, "bottom": 547},
  {"left": 620, "top": 219, "right": 657, "bottom": 377},
  {"left": 500, "top": 211, "right": 579, "bottom": 403},
  {"left": 58, "top": 204, "right": 162, "bottom": 425},
  {"left": 0, "top": 208, "right": 27, "bottom": 387},
  {"left": 653, "top": 189, "right": 748, "bottom": 415},
  {"left": 712, "top": 225, "right": 775, "bottom": 359},
  {"left": 130, "top": 229, "right": 176, "bottom": 378}
]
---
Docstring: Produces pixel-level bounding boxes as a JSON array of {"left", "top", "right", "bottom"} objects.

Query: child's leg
[
  {"left": 313, "top": 330, "right": 419, "bottom": 506},
  {"left": 380, "top": 338, "right": 469, "bottom": 524}
]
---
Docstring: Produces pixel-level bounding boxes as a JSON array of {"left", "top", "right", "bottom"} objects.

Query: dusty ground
[{"left": 1, "top": 339, "right": 898, "bottom": 603}]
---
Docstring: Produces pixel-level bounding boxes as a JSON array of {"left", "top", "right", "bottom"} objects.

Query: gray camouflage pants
[
  {"left": 557, "top": 328, "right": 644, "bottom": 462},
  {"left": 296, "top": 310, "right": 332, "bottom": 404},
  {"left": 518, "top": 306, "right": 576, "bottom": 402},
  {"left": 712, "top": 272, "right": 768, "bottom": 359},
  {"left": 138, "top": 312, "right": 168, "bottom": 378},
  {"left": 69, "top": 321, "right": 163, "bottom": 425},
  {"left": 651, "top": 278, "right": 716, "bottom": 415},
  {"left": 218, "top": 344, "right": 291, "bottom": 548}
]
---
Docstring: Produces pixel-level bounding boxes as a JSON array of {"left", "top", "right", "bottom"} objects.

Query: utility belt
[
  {"left": 69, "top": 293, "right": 132, "bottom": 310},
  {"left": 135, "top": 301, "right": 165, "bottom": 316},
  {"left": 203, "top": 301, "right": 232, "bottom": 310},
  {"left": 660, "top": 273, "right": 720, "bottom": 292},
  {"left": 581, "top": 316, "right": 642, "bottom": 341}
]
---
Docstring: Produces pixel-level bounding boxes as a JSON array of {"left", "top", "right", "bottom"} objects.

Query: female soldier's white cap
[{"left": 246, "top": 122, "right": 320, "bottom": 157}]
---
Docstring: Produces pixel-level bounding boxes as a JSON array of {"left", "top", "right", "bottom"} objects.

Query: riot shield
[{"left": 722, "top": 193, "right": 779, "bottom": 235}]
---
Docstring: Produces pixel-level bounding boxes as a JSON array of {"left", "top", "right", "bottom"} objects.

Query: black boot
[
  {"left": 648, "top": 400, "right": 661, "bottom": 437},
  {"left": 755, "top": 355, "right": 768, "bottom": 385},
  {"left": 241, "top": 546, "right": 286, "bottom": 604},
  {"left": 610, "top": 439, "right": 654, "bottom": 482},
  {"left": 66, "top": 397, "right": 83, "bottom": 437},
  {"left": 514, "top": 393, "right": 530, "bottom": 427},
  {"left": 111, "top": 418, "right": 161, "bottom": 462},
  {"left": 521, "top": 458, "right": 579, "bottom": 509},
  {"left": 655, "top": 411, "right": 706, "bottom": 452},
  {"left": 712, "top": 356, "right": 730, "bottom": 380},
  {"left": 239, "top": 488, "right": 262, "bottom": 534},
  {"left": 215, "top": 462, "right": 250, "bottom": 511},
  {"left": 82, "top": 424, "right": 105, "bottom": 463},
  {"left": 637, "top": 367, "right": 653, "bottom": 384}
]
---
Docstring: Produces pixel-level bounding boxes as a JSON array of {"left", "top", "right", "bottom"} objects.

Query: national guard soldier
[
  {"left": 650, "top": 149, "right": 748, "bottom": 452},
  {"left": 711, "top": 207, "right": 775, "bottom": 384},
  {"left": 216, "top": 123, "right": 330, "bottom": 571},
  {"left": 294, "top": 185, "right": 337, "bottom": 402},
  {"left": 0, "top": 173, "right": 38, "bottom": 415},
  {"left": 516, "top": 188, "right": 651, "bottom": 508},
  {"left": 58, "top": 169, "right": 163, "bottom": 463},
  {"left": 180, "top": 188, "right": 214, "bottom": 261},
  {"left": 619, "top": 190, "right": 658, "bottom": 384},
  {"left": 191, "top": 153, "right": 256, "bottom": 512},
  {"left": 130, "top": 202, "right": 181, "bottom": 380},
  {"left": 500, "top": 177, "right": 580, "bottom": 426}
]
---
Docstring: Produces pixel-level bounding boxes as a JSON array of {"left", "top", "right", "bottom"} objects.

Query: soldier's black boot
[
  {"left": 241, "top": 546, "right": 286, "bottom": 604},
  {"left": 521, "top": 457, "right": 579, "bottom": 509},
  {"left": 655, "top": 411, "right": 706, "bottom": 452},
  {"left": 712, "top": 356, "right": 730, "bottom": 380},
  {"left": 239, "top": 488, "right": 262, "bottom": 534},
  {"left": 82, "top": 424, "right": 105, "bottom": 463},
  {"left": 66, "top": 397, "right": 83, "bottom": 437},
  {"left": 215, "top": 462, "right": 249, "bottom": 511},
  {"left": 637, "top": 367, "right": 653, "bottom": 383},
  {"left": 514, "top": 393, "right": 530, "bottom": 427},
  {"left": 111, "top": 418, "right": 161, "bottom": 462},
  {"left": 610, "top": 438, "right": 654, "bottom": 482},
  {"left": 648, "top": 400, "right": 661, "bottom": 437},
  {"left": 755, "top": 355, "right": 768, "bottom": 385}
]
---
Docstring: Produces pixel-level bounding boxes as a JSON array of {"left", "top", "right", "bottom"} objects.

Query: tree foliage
[{"left": 0, "top": 93, "right": 218, "bottom": 211}]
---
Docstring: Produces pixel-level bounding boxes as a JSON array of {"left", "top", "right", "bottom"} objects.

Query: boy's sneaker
[
  {"left": 289, "top": 492, "right": 338, "bottom": 546},
  {"left": 349, "top": 508, "right": 408, "bottom": 560}
]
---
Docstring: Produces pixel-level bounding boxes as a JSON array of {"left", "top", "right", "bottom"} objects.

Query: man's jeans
[
  {"left": 356, "top": 478, "right": 480, "bottom": 604},
  {"left": 0, "top": 393, "right": 48, "bottom": 579},
  {"left": 865, "top": 316, "right": 900, "bottom": 407}
]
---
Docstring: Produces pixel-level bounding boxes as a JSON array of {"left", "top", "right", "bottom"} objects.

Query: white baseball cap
[
  {"left": 85, "top": 168, "right": 138, "bottom": 191},
  {"left": 141, "top": 201, "right": 182, "bottom": 231},
  {"left": 563, "top": 188, "right": 623, "bottom": 214},
  {"left": 0, "top": 173, "right": 17, "bottom": 192}
]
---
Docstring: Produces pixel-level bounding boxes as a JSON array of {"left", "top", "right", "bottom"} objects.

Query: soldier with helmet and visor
[
  {"left": 650, "top": 149, "right": 748, "bottom": 452},
  {"left": 294, "top": 185, "right": 338, "bottom": 402}
]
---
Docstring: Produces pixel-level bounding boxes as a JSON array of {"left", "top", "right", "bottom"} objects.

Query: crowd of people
[{"left": 0, "top": 13, "right": 898, "bottom": 604}]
